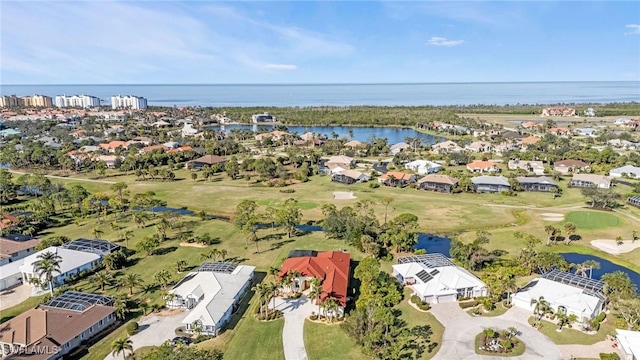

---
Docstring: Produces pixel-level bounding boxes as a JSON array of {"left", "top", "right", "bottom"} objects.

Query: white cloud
[
  {"left": 625, "top": 24, "right": 640, "bottom": 35},
  {"left": 264, "top": 64, "right": 298, "bottom": 70},
  {"left": 427, "top": 37, "right": 464, "bottom": 47}
]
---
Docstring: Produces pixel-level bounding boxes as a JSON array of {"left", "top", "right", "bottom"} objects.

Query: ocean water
[{"left": 1, "top": 82, "right": 638, "bottom": 107}]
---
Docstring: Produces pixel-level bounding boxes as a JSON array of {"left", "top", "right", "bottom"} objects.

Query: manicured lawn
[
  {"left": 469, "top": 301, "right": 510, "bottom": 317},
  {"left": 394, "top": 296, "right": 444, "bottom": 359},
  {"left": 474, "top": 333, "right": 525, "bottom": 357},
  {"left": 0, "top": 294, "right": 49, "bottom": 323},
  {"left": 84, "top": 320, "right": 133, "bottom": 360},
  {"left": 223, "top": 317, "right": 285, "bottom": 360},
  {"left": 304, "top": 321, "right": 368, "bottom": 360},
  {"left": 566, "top": 211, "right": 620, "bottom": 229},
  {"left": 527, "top": 317, "right": 615, "bottom": 345}
]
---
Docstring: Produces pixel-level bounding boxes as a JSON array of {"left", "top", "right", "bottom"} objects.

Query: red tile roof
[
  {"left": 466, "top": 160, "right": 499, "bottom": 170},
  {"left": 379, "top": 171, "right": 414, "bottom": 181},
  {"left": 279, "top": 251, "right": 350, "bottom": 307}
]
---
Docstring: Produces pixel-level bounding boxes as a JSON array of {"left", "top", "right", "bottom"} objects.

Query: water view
[
  {"left": 210, "top": 124, "right": 442, "bottom": 144},
  {"left": 561, "top": 253, "right": 640, "bottom": 291},
  {"left": 414, "top": 233, "right": 452, "bottom": 256}
]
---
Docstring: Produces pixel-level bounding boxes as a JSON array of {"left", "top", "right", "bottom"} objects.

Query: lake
[
  {"left": 210, "top": 124, "right": 442, "bottom": 144},
  {"left": 414, "top": 233, "right": 452, "bottom": 257},
  {"left": 561, "top": 253, "right": 640, "bottom": 291}
]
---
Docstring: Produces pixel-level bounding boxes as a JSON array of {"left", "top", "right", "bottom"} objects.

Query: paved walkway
[
  {"left": 0, "top": 284, "right": 32, "bottom": 311},
  {"left": 104, "top": 310, "right": 187, "bottom": 360},
  {"left": 429, "top": 302, "right": 562, "bottom": 360},
  {"left": 558, "top": 340, "right": 622, "bottom": 359},
  {"left": 270, "top": 296, "right": 315, "bottom": 360}
]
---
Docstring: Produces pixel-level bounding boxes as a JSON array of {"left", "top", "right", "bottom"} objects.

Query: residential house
[
  {"left": 492, "top": 141, "right": 520, "bottom": 155},
  {"left": 331, "top": 170, "right": 369, "bottom": 185},
  {"left": 404, "top": 159, "right": 442, "bottom": 175},
  {"left": 573, "top": 128, "right": 597, "bottom": 137},
  {"left": 139, "top": 145, "right": 168, "bottom": 155},
  {"left": 584, "top": 108, "right": 596, "bottom": 117},
  {"left": 542, "top": 106, "right": 576, "bottom": 117},
  {"left": 60, "top": 238, "right": 120, "bottom": 257},
  {"left": 389, "top": 142, "right": 411, "bottom": 155},
  {"left": 0, "top": 291, "right": 116, "bottom": 359},
  {"left": 553, "top": 160, "right": 590, "bottom": 174},
  {"left": 520, "top": 136, "right": 541, "bottom": 148},
  {"left": 392, "top": 254, "right": 488, "bottom": 304},
  {"left": 471, "top": 176, "right": 511, "bottom": 193},
  {"left": 279, "top": 251, "right": 350, "bottom": 315},
  {"left": 0, "top": 237, "right": 40, "bottom": 266},
  {"left": 616, "top": 329, "right": 640, "bottom": 360},
  {"left": 188, "top": 155, "right": 227, "bottom": 170},
  {"left": 548, "top": 127, "right": 571, "bottom": 136},
  {"left": 150, "top": 119, "right": 171, "bottom": 128},
  {"left": 520, "top": 121, "right": 542, "bottom": 129},
  {"left": 508, "top": 160, "right": 545, "bottom": 175},
  {"left": 430, "top": 140, "right": 463, "bottom": 154},
  {"left": 326, "top": 155, "right": 355, "bottom": 170},
  {"left": 608, "top": 139, "right": 638, "bottom": 150},
  {"left": 614, "top": 118, "right": 633, "bottom": 125},
  {"left": 609, "top": 165, "right": 640, "bottom": 179},
  {"left": 516, "top": 176, "right": 558, "bottom": 192},
  {"left": 98, "top": 140, "right": 129, "bottom": 153},
  {"left": 343, "top": 140, "right": 365, "bottom": 149},
  {"left": 570, "top": 174, "right": 612, "bottom": 189},
  {"left": 251, "top": 112, "right": 275, "bottom": 123},
  {"left": 417, "top": 174, "right": 458, "bottom": 193},
  {"left": 466, "top": 160, "right": 500, "bottom": 173},
  {"left": 378, "top": 171, "right": 416, "bottom": 187},
  {"left": 94, "top": 155, "right": 122, "bottom": 168},
  {"left": 511, "top": 269, "right": 605, "bottom": 321},
  {"left": 167, "top": 262, "right": 255, "bottom": 335},
  {"left": 182, "top": 123, "right": 200, "bottom": 137},
  {"left": 167, "top": 146, "right": 193, "bottom": 154},
  {"left": 465, "top": 141, "right": 492, "bottom": 153}
]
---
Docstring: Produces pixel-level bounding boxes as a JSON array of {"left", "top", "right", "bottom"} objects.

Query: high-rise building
[
  {"left": 55, "top": 95, "right": 101, "bottom": 108},
  {"left": 1, "top": 94, "right": 53, "bottom": 108},
  {"left": 111, "top": 95, "right": 148, "bottom": 110}
]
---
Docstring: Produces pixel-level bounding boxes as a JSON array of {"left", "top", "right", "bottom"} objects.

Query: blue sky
[{"left": 1, "top": 1, "right": 639, "bottom": 84}]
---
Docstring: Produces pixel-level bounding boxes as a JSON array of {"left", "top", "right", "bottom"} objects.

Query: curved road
[{"left": 430, "top": 302, "right": 562, "bottom": 360}]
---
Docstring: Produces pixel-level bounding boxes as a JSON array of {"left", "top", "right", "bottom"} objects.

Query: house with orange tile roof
[
  {"left": 167, "top": 145, "right": 193, "bottom": 153},
  {"left": 378, "top": 171, "right": 417, "bottom": 187},
  {"left": 520, "top": 136, "right": 541, "bottom": 146},
  {"left": 466, "top": 160, "right": 500, "bottom": 173},
  {"left": 548, "top": 127, "right": 571, "bottom": 136},
  {"left": 279, "top": 250, "right": 350, "bottom": 312},
  {"left": 139, "top": 145, "right": 168, "bottom": 155},
  {"left": 98, "top": 140, "right": 129, "bottom": 153}
]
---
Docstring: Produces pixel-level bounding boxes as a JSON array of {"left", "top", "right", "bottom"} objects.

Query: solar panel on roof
[
  {"left": 415, "top": 270, "right": 433, "bottom": 283},
  {"left": 430, "top": 269, "right": 440, "bottom": 276},
  {"left": 43, "top": 291, "right": 114, "bottom": 312},
  {"left": 198, "top": 262, "right": 238, "bottom": 274}
]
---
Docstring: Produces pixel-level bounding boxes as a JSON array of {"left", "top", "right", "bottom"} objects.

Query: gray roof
[
  {"left": 516, "top": 176, "right": 557, "bottom": 185},
  {"left": 471, "top": 175, "right": 510, "bottom": 186}
]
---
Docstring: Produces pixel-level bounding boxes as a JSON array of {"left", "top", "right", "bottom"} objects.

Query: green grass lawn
[
  {"left": 304, "top": 321, "right": 368, "bottom": 360},
  {"left": 222, "top": 317, "right": 285, "bottom": 360},
  {"left": 394, "top": 296, "right": 444, "bottom": 359},
  {"left": 0, "top": 294, "right": 49, "bottom": 323},
  {"left": 527, "top": 317, "right": 615, "bottom": 345},
  {"left": 566, "top": 211, "right": 620, "bottom": 229}
]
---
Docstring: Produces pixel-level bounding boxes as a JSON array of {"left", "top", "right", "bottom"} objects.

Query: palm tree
[
  {"left": 308, "top": 277, "right": 324, "bottom": 315},
  {"left": 139, "top": 302, "right": 152, "bottom": 316},
  {"left": 93, "top": 271, "right": 113, "bottom": 292},
  {"left": 191, "top": 320, "right": 203, "bottom": 336},
  {"left": 530, "top": 296, "right": 550, "bottom": 320},
  {"left": 544, "top": 225, "right": 556, "bottom": 246},
  {"left": 218, "top": 249, "right": 228, "bottom": 261},
  {"left": 175, "top": 260, "right": 187, "bottom": 273},
  {"left": 200, "top": 251, "right": 212, "bottom": 261},
  {"left": 503, "top": 277, "right": 518, "bottom": 305},
  {"left": 209, "top": 249, "right": 221, "bottom": 261},
  {"left": 268, "top": 266, "right": 280, "bottom": 280},
  {"left": 154, "top": 269, "right": 171, "bottom": 289},
  {"left": 321, "top": 297, "right": 340, "bottom": 323},
  {"left": 563, "top": 222, "right": 577, "bottom": 245},
  {"left": 121, "top": 273, "right": 144, "bottom": 296},
  {"left": 92, "top": 227, "right": 104, "bottom": 240},
  {"left": 252, "top": 283, "right": 269, "bottom": 318},
  {"left": 113, "top": 298, "right": 128, "bottom": 320},
  {"left": 111, "top": 338, "right": 133, "bottom": 360},
  {"left": 583, "top": 260, "right": 600, "bottom": 279},
  {"left": 506, "top": 326, "right": 518, "bottom": 340},
  {"left": 33, "top": 251, "right": 62, "bottom": 295}
]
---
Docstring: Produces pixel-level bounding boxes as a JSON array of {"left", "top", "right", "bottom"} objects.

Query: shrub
[
  {"left": 279, "top": 188, "right": 295, "bottom": 193},
  {"left": 459, "top": 300, "right": 479, "bottom": 309},
  {"left": 126, "top": 322, "right": 139, "bottom": 335},
  {"left": 413, "top": 249, "right": 427, "bottom": 255},
  {"left": 369, "top": 182, "right": 380, "bottom": 189},
  {"left": 410, "top": 295, "right": 421, "bottom": 304},
  {"left": 290, "top": 292, "right": 303, "bottom": 299},
  {"left": 600, "top": 353, "right": 621, "bottom": 360},
  {"left": 416, "top": 302, "right": 430, "bottom": 311},
  {"left": 193, "top": 335, "right": 214, "bottom": 344}
]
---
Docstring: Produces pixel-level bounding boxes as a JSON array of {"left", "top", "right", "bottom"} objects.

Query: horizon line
[{"left": 2, "top": 80, "right": 639, "bottom": 86}]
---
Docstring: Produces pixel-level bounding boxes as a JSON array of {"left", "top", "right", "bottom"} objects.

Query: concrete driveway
[
  {"left": 0, "top": 284, "right": 32, "bottom": 311},
  {"left": 270, "top": 296, "right": 315, "bottom": 360},
  {"left": 104, "top": 310, "right": 187, "bottom": 360},
  {"left": 430, "top": 302, "right": 562, "bottom": 360}
]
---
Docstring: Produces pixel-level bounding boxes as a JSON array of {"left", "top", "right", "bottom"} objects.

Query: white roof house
[
  {"left": 392, "top": 254, "right": 488, "bottom": 304},
  {"left": 13, "top": 247, "right": 101, "bottom": 293},
  {"left": 404, "top": 160, "right": 442, "bottom": 175},
  {"left": 609, "top": 165, "right": 640, "bottom": 179},
  {"left": 616, "top": 329, "right": 640, "bottom": 360},
  {"left": 511, "top": 277, "right": 604, "bottom": 321},
  {"left": 168, "top": 263, "right": 255, "bottom": 335},
  {"left": 389, "top": 142, "right": 411, "bottom": 155}
]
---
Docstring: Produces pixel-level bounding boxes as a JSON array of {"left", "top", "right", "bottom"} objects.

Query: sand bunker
[
  {"left": 591, "top": 239, "right": 640, "bottom": 255},
  {"left": 333, "top": 191, "right": 356, "bottom": 200},
  {"left": 541, "top": 212, "right": 564, "bottom": 222}
]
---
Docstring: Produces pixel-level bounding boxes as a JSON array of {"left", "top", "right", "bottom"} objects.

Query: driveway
[
  {"left": 270, "top": 296, "right": 315, "bottom": 360},
  {"left": 0, "top": 284, "right": 32, "bottom": 311},
  {"left": 104, "top": 309, "right": 187, "bottom": 360},
  {"left": 430, "top": 302, "right": 562, "bottom": 360}
]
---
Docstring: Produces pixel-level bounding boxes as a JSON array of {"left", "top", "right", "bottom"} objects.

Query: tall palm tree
[
  {"left": 308, "top": 277, "right": 324, "bottom": 315},
  {"left": 321, "top": 297, "right": 340, "bottom": 323},
  {"left": 113, "top": 298, "right": 128, "bottom": 320},
  {"left": 121, "top": 273, "right": 144, "bottom": 296},
  {"left": 92, "top": 227, "right": 103, "bottom": 240},
  {"left": 503, "top": 277, "right": 518, "bottom": 305},
  {"left": 33, "top": 251, "right": 62, "bottom": 295},
  {"left": 530, "top": 296, "right": 550, "bottom": 320},
  {"left": 175, "top": 260, "right": 187, "bottom": 273},
  {"left": 268, "top": 266, "right": 280, "bottom": 280},
  {"left": 544, "top": 225, "right": 557, "bottom": 246},
  {"left": 111, "top": 338, "right": 133, "bottom": 360},
  {"left": 154, "top": 269, "right": 171, "bottom": 289},
  {"left": 583, "top": 260, "right": 600, "bottom": 279},
  {"left": 252, "top": 283, "right": 269, "bottom": 318},
  {"left": 93, "top": 271, "right": 113, "bottom": 292},
  {"left": 121, "top": 230, "right": 134, "bottom": 248}
]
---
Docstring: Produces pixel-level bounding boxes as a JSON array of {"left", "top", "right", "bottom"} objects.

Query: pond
[
  {"left": 133, "top": 206, "right": 194, "bottom": 215},
  {"left": 561, "top": 253, "right": 640, "bottom": 291},
  {"left": 414, "top": 233, "right": 452, "bottom": 257},
  {"left": 208, "top": 124, "right": 443, "bottom": 145}
]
